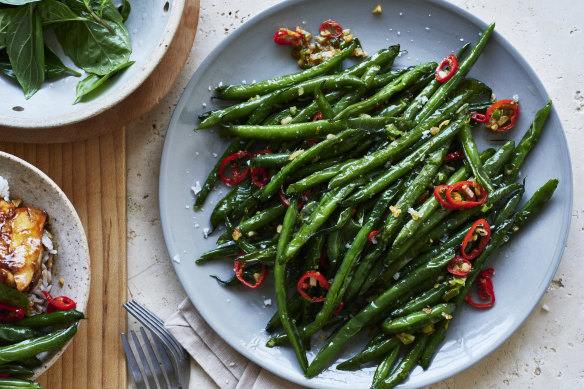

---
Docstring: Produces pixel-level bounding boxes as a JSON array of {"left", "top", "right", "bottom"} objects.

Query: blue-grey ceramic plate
[{"left": 159, "top": 0, "right": 572, "bottom": 387}]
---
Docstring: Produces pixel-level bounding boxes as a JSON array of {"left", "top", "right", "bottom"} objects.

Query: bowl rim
[
  {"left": 0, "top": 0, "right": 187, "bottom": 129},
  {"left": 0, "top": 151, "right": 91, "bottom": 379}
]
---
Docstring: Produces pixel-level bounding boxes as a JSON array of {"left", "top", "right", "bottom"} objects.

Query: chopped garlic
[
  {"left": 276, "top": 224, "right": 283, "bottom": 233},
  {"left": 280, "top": 116, "right": 293, "bottom": 125},
  {"left": 372, "top": 4, "right": 382, "bottom": 13},
  {"left": 289, "top": 149, "right": 304, "bottom": 160},
  {"left": 389, "top": 205, "right": 401, "bottom": 218},
  {"left": 407, "top": 208, "right": 420, "bottom": 220},
  {"left": 326, "top": 133, "right": 336, "bottom": 140}
]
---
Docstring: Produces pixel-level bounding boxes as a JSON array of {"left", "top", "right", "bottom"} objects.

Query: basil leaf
[
  {"left": 74, "top": 60, "right": 133, "bottom": 103},
  {"left": 0, "top": 48, "right": 15, "bottom": 78},
  {"left": 0, "top": 0, "right": 40, "bottom": 5},
  {"left": 45, "top": 44, "right": 81, "bottom": 79},
  {"left": 5, "top": 3, "right": 44, "bottom": 99},
  {"left": 56, "top": 0, "right": 131, "bottom": 75},
  {"left": 38, "top": 0, "right": 86, "bottom": 27},
  {"left": 0, "top": 9, "right": 11, "bottom": 50},
  {"left": 118, "top": 0, "right": 130, "bottom": 22}
]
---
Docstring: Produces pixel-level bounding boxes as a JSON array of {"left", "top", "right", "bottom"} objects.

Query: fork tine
[
  {"left": 151, "top": 332, "right": 179, "bottom": 388},
  {"left": 139, "top": 327, "right": 169, "bottom": 389},
  {"left": 124, "top": 300, "right": 186, "bottom": 361},
  {"left": 124, "top": 302, "right": 182, "bottom": 363},
  {"left": 130, "top": 330, "right": 158, "bottom": 389},
  {"left": 121, "top": 333, "right": 147, "bottom": 389}
]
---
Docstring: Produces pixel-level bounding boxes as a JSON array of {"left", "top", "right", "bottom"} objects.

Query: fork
[{"left": 122, "top": 300, "right": 190, "bottom": 389}]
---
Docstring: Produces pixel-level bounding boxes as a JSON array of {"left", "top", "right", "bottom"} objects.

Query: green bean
[
  {"left": 377, "top": 97, "right": 411, "bottom": 118},
  {"left": 246, "top": 88, "right": 288, "bottom": 124},
  {"left": 210, "top": 181, "right": 253, "bottom": 229},
  {"left": 273, "top": 198, "right": 308, "bottom": 372},
  {"left": 290, "top": 91, "right": 344, "bottom": 123},
  {"left": 459, "top": 122, "right": 493, "bottom": 192},
  {"left": 13, "top": 310, "right": 84, "bottom": 328},
  {"left": 196, "top": 243, "right": 239, "bottom": 264},
  {"left": 400, "top": 44, "right": 470, "bottom": 122},
  {"left": 415, "top": 23, "right": 495, "bottom": 123},
  {"left": 305, "top": 249, "right": 454, "bottom": 377},
  {"left": 389, "top": 282, "right": 449, "bottom": 318},
  {"left": 504, "top": 100, "right": 552, "bottom": 182},
  {"left": 381, "top": 145, "right": 450, "bottom": 244},
  {"left": 232, "top": 246, "right": 276, "bottom": 265},
  {"left": 260, "top": 128, "right": 362, "bottom": 200},
  {"left": 223, "top": 216, "right": 258, "bottom": 253},
  {"left": 372, "top": 345, "right": 402, "bottom": 387},
  {"left": 287, "top": 156, "right": 345, "bottom": 182},
  {"left": 216, "top": 43, "right": 356, "bottom": 100},
  {"left": 248, "top": 152, "right": 291, "bottom": 168},
  {"left": 335, "top": 62, "right": 436, "bottom": 119},
  {"left": 0, "top": 324, "right": 77, "bottom": 364},
  {"left": 345, "top": 113, "right": 468, "bottom": 205},
  {"left": 336, "top": 336, "right": 401, "bottom": 371},
  {"left": 232, "top": 203, "right": 286, "bottom": 236},
  {"left": 265, "top": 295, "right": 302, "bottom": 333},
  {"left": 287, "top": 158, "right": 358, "bottom": 194},
  {"left": 225, "top": 116, "right": 409, "bottom": 140},
  {"left": 0, "top": 326, "right": 44, "bottom": 344},
  {"left": 372, "top": 334, "right": 429, "bottom": 389},
  {"left": 12, "top": 357, "right": 40, "bottom": 368},
  {"left": 314, "top": 81, "right": 334, "bottom": 119},
  {"left": 329, "top": 87, "right": 476, "bottom": 190},
  {"left": 194, "top": 137, "right": 242, "bottom": 210},
  {"left": 383, "top": 303, "right": 455, "bottom": 334},
  {"left": 280, "top": 183, "right": 359, "bottom": 264},
  {"left": 0, "top": 364, "right": 34, "bottom": 378},
  {"left": 419, "top": 319, "right": 448, "bottom": 369},
  {"left": 0, "top": 378, "right": 41, "bottom": 388}
]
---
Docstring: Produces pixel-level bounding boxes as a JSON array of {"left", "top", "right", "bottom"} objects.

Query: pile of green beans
[
  {"left": 193, "top": 22, "right": 558, "bottom": 388},
  {"left": 0, "top": 310, "right": 83, "bottom": 388}
]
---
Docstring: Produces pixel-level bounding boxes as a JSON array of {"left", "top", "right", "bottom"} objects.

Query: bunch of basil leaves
[{"left": 0, "top": 0, "right": 133, "bottom": 103}]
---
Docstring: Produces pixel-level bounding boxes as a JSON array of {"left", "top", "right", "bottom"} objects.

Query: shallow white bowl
[
  {"left": 0, "top": 0, "right": 185, "bottom": 129},
  {"left": 0, "top": 151, "right": 90, "bottom": 379}
]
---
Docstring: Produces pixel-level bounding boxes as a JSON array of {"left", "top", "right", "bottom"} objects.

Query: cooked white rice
[
  {"left": 0, "top": 176, "right": 55, "bottom": 314},
  {"left": 0, "top": 176, "right": 9, "bottom": 201}
]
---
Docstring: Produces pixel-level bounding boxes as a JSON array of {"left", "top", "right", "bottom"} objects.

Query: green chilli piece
[{"left": 216, "top": 43, "right": 356, "bottom": 100}]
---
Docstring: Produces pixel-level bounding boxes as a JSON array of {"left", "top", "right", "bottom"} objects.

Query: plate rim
[{"left": 159, "top": 0, "right": 573, "bottom": 387}]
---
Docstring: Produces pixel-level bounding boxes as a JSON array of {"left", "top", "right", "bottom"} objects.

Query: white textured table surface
[{"left": 126, "top": 0, "right": 584, "bottom": 387}]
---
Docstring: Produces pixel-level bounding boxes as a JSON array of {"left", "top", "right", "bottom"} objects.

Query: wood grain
[
  {"left": 0, "top": 0, "right": 200, "bottom": 144},
  {"left": 0, "top": 129, "right": 127, "bottom": 388}
]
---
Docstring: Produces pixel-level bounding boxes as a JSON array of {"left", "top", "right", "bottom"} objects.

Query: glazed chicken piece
[{"left": 0, "top": 199, "right": 47, "bottom": 292}]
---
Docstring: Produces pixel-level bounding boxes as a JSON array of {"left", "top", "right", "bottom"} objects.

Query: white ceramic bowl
[
  {"left": 0, "top": 151, "right": 90, "bottom": 378},
  {"left": 0, "top": 0, "right": 185, "bottom": 129}
]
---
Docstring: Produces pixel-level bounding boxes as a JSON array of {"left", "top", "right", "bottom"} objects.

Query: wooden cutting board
[
  {"left": 0, "top": 0, "right": 200, "bottom": 386},
  {"left": 0, "top": 130, "right": 127, "bottom": 388}
]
